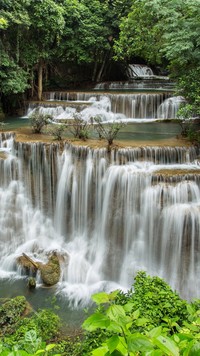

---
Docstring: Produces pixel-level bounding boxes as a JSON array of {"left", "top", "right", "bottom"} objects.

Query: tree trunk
[
  {"left": 96, "top": 49, "right": 112, "bottom": 82},
  {"left": 92, "top": 59, "right": 98, "bottom": 82},
  {"left": 96, "top": 56, "right": 106, "bottom": 82},
  {"left": 38, "top": 59, "right": 43, "bottom": 101}
]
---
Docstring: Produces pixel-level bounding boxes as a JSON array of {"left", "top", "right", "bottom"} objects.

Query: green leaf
[
  {"left": 25, "top": 330, "right": 37, "bottom": 344},
  {"left": 45, "top": 344, "right": 56, "bottom": 351},
  {"left": 131, "top": 309, "right": 140, "bottom": 320},
  {"left": 123, "top": 302, "right": 134, "bottom": 313},
  {"left": 107, "top": 305, "right": 126, "bottom": 322},
  {"left": 136, "top": 317, "right": 149, "bottom": 326},
  {"left": 107, "top": 335, "right": 120, "bottom": 353},
  {"left": 145, "top": 351, "right": 163, "bottom": 356},
  {"left": 189, "top": 342, "right": 200, "bottom": 356},
  {"left": 153, "top": 335, "right": 179, "bottom": 356},
  {"left": 127, "top": 333, "right": 154, "bottom": 353},
  {"left": 116, "top": 336, "right": 128, "bottom": 355},
  {"left": 91, "top": 346, "right": 109, "bottom": 356},
  {"left": 107, "top": 321, "right": 123, "bottom": 333},
  {"left": 92, "top": 292, "right": 111, "bottom": 305},
  {"left": 148, "top": 326, "right": 162, "bottom": 338},
  {"left": 82, "top": 313, "right": 110, "bottom": 331}
]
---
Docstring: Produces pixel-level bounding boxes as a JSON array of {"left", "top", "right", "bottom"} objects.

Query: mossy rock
[
  {"left": 17, "top": 252, "right": 62, "bottom": 286},
  {"left": 39, "top": 253, "right": 61, "bottom": 286},
  {"left": 28, "top": 277, "right": 36, "bottom": 289},
  {"left": 17, "top": 255, "right": 37, "bottom": 275},
  {"left": 0, "top": 296, "right": 32, "bottom": 336}
]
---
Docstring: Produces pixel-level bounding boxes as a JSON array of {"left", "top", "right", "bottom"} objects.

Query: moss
[
  {"left": 39, "top": 253, "right": 61, "bottom": 286},
  {"left": 0, "top": 296, "right": 32, "bottom": 336}
]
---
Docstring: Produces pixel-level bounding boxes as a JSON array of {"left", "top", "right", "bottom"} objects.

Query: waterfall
[
  {"left": 126, "top": 64, "right": 154, "bottom": 78},
  {"left": 0, "top": 133, "right": 200, "bottom": 304},
  {"left": 28, "top": 92, "right": 182, "bottom": 121},
  {"left": 157, "top": 96, "right": 186, "bottom": 119}
]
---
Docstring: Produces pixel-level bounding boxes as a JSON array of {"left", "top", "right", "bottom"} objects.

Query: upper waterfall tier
[
  {"left": 96, "top": 64, "right": 174, "bottom": 91},
  {"left": 29, "top": 91, "right": 183, "bottom": 121},
  {"left": 94, "top": 80, "right": 175, "bottom": 91}
]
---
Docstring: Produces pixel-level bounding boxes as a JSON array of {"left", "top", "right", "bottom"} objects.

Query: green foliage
[
  {"left": 0, "top": 296, "right": 61, "bottom": 355},
  {"left": 28, "top": 309, "right": 60, "bottom": 341},
  {"left": 175, "top": 68, "right": 200, "bottom": 116},
  {"left": 114, "top": 0, "right": 200, "bottom": 121},
  {"left": 114, "top": 0, "right": 200, "bottom": 68},
  {"left": 0, "top": 329, "right": 60, "bottom": 355},
  {"left": 0, "top": 296, "right": 27, "bottom": 336},
  {"left": 81, "top": 273, "right": 200, "bottom": 355},
  {"left": 123, "top": 272, "right": 188, "bottom": 329},
  {"left": 0, "top": 51, "right": 29, "bottom": 95},
  {"left": 0, "top": 17, "right": 8, "bottom": 29},
  {"left": 29, "top": 109, "right": 51, "bottom": 134},
  {"left": 1, "top": 277, "right": 200, "bottom": 355},
  {"left": 177, "top": 104, "right": 200, "bottom": 143}
]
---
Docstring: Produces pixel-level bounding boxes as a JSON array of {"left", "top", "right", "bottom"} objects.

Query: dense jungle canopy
[{"left": 0, "top": 0, "right": 200, "bottom": 114}]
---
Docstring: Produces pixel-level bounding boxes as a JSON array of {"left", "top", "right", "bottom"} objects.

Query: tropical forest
[{"left": 0, "top": 0, "right": 200, "bottom": 355}]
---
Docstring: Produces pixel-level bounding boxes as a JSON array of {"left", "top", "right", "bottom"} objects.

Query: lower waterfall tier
[{"left": 0, "top": 133, "right": 200, "bottom": 305}]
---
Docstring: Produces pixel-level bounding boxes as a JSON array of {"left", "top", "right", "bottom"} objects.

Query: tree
[
  {"left": 29, "top": 109, "right": 51, "bottom": 133},
  {"left": 94, "top": 117, "right": 125, "bottom": 150},
  {"left": 114, "top": 0, "right": 200, "bottom": 113},
  {"left": 0, "top": 0, "right": 31, "bottom": 112},
  {"left": 22, "top": 0, "right": 65, "bottom": 100},
  {"left": 66, "top": 114, "right": 90, "bottom": 140}
]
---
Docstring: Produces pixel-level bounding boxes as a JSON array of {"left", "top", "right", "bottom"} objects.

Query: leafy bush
[
  {"left": 1, "top": 274, "right": 200, "bottom": 356},
  {"left": 0, "top": 296, "right": 27, "bottom": 336},
  {"left": 81, "top": 273, "right": 200, "bottom": 355},
  {"left": 177, "top": 104, "right": 200, "bottom": 143},
  {"left": 29, "top": 109, "right": 52, "bottom": 134},
  {"left": 0, "top": 329, "right": 60, "bottom": 355},
  {"left": 117, "top": 271, "right": 188, "bottom": 330}
]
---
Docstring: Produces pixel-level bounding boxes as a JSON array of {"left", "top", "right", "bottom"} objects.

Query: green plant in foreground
[
  {"left": 0, "top": 296, "right": 27, "bottom": 336},
  {"left": 82, "top": 291, "right": 200, "bottom": 355},
  {"left": 81, "top": 272, "right": 200, "bottom": 355},
  {"left": 1, "top": 273, "right": 200, "bottom": 355},
  {"left": 0, "top": 329, "right": 60, "bottom": 355}
]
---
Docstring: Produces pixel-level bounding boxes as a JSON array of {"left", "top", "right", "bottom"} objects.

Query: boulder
[{"left": 38, "top": 253, "right": 61, "bottom": 286}]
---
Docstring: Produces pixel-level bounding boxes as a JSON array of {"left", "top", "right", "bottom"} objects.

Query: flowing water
[
  {"left": 1, "top": 79, "right": 199, "bottom": 308},
  {"left": 0, "top": 132, "right": 200, "bottom": 307},
  {"left": 27, "top": 92, "right": 183, "bottom": 122}
]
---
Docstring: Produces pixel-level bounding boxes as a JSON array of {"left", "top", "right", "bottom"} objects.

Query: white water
[
  {"left": 0, "top": 133, "right": 200, "bottom": 304},
  {"left": 28, "top": 92, "right": 182, "bottom": 122},
  {"left": 127, "top": 64, "right": 154, "bottom": 78}
]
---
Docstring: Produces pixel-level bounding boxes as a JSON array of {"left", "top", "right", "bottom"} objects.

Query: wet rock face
[
  {"left": 17, "top": 255, "right": 37, "bottom": 275},
  {"left": 39, "top": 253, "right": 61, "bottom": 286}
]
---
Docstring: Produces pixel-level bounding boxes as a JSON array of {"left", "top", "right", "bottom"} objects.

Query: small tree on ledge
[
  {"left": 93, "top": 116, "right": 126, "bottom": 150},
  {"left": 29, "top": 109, "right": 52, "bottom": 134}
]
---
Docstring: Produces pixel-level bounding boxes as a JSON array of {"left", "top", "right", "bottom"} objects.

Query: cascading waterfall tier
[
  {"left": 0, "top": 133, "right": 200, "bottom": 305},
  {"left": 27, "top": 91, "right": 182, "bottom": 122}
]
